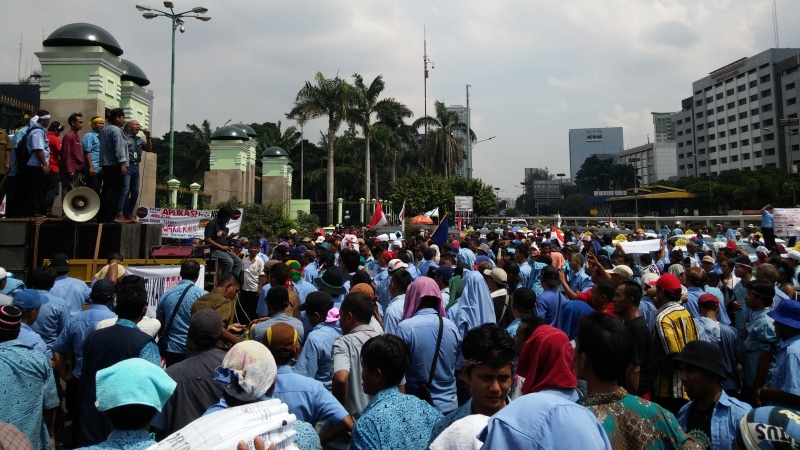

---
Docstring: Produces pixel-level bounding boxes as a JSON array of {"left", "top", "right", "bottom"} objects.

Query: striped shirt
[{"left": 653, "top": 301, "right": 698, "bottom": 399}]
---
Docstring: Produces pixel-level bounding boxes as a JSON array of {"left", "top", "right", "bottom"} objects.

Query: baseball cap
[
  {"left": 433, "top": 266, "right": 453, "bottom": 282},
  {"left": 0, "top": 268, "right": 7, "bottom": 282},
  {"left": 51, "top": 253, "right": 71, "bottom": 273},
  {"left": 605, "top": 265, "right": 633, "bottom": 280},
  {"left": 673, "top": 340, "right": 726, "bottom": 380},
  {"left": 301, "top": 291, "right": 334, "bottom": 312},
  {"left": 756, "top": 246, "right": 769, "bottom": 254},
  {"left": 783, "top": 250, "right": 800, "bottom": 261},
  {"left": 641, "top": 273, "right": 659, "bottom": 289},
  {"left": 387, "top": 259, "right": 409, "bottom": 272},
  {"left": 697, "top": 293, "right": 720, "bottom": 307},
  {"left": 11, "top": 289, "right": 45, "bottom": 312},
  {"left": 701, "top": 255, "right": 715, "bottom": 264},
  {"left": 187, "top": 309, "right": 223, "bottom": 347},
  {"left": 382, "top": 250, "right": 396, "bottom": 261},
  {"left": 655, "top": 273, "right": 682, "bottom": 294},
  {"left": 92, "top": 279, "right": 116, "bottom": 296},
  {"left": 483, "top": 268, "right": 507, "bottom": 284},
  {"left": 262, "top": 322, "right": 299, "bottom": 351},
  {"left": 315, "top": 236, "right": 325, "bottom": 244}
]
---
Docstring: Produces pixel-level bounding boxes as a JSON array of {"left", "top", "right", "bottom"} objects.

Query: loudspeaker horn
[{"left": 63, "top": 187, "right": 100, "bottom": 222}]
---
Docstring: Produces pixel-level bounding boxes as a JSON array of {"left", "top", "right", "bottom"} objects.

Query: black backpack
[{"left": 14, "top": 129, "right": 34, "bottom": 172}]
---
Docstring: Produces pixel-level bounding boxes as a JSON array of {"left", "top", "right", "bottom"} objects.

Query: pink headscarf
[
  {"left": 402, "top": 277, "right": 446, "bottom": 320},
  {"left": 550, "top": 251, "right": 566, "bottom": 269}
]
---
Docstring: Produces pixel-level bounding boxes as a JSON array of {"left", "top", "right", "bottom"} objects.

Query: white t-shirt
[{"left": 242, "top": 256, "right": 265, "bottom": 293}]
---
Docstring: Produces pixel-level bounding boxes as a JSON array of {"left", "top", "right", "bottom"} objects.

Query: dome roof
[
  {"left": 120, "top": 59, "right": 150, "bottom": 87},
  {"left": 210, "top": 125, "right": 250, "bottom": 141},
  {"left": 262, "top": 146, "right": 289, "bottom": 158},
  {"left": 43, "top": 23, "right": 123, "bottom": 56},
  {"left": 231, "top": 123, "right": 258, "bottom": 138}
]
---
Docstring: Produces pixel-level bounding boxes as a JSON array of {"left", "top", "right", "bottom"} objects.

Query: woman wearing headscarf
[
  {"left": 451, "top": 271, "right": 497, "bottom": 340},
  {"left": 205, "top": 341, "right": 321, "bottom": 450},
  {"left": 395, "top": 277, "right": 460, "bottom": 413},
  {"left": 517, "top": 325, "right": 580, "bottom": 401}
]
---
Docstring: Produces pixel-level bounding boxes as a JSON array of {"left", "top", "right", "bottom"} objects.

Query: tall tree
[
  {"left": 349, "top": 74, "right": 412, "bottom": 200},
  {"left": 288, "top": 72, "right": 355, "bottom": 224},
  {"left": 412, "top": 101, "right": 476, "bottom": 177}
]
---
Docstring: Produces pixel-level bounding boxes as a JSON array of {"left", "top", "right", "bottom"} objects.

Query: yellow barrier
[{"left": 42, "top": 258, "right": 205, "bottom": 285}]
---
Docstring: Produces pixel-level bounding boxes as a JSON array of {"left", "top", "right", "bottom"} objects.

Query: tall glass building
[{"left": 568, "top": 127, "right": 624, "bottom": 180}]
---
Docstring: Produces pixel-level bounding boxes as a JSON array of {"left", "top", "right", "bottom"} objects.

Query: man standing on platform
[
  {"left": 761, "top": 204, "right": 776, "bottom": 250},
  {"left": 118, "top": 120, "right": 151, "bottom": 223},
  {"left": 22, "top": 110, "right": 51, "bottom": 217},
  {"left": 81, "top": 116, "right": 103, "bottom": 194},
  {"left": 98, "top": 109, "right": 126, "bottom": 223},
  {"left": 60, "top": 113, "right": 84, "bottom": 196}
]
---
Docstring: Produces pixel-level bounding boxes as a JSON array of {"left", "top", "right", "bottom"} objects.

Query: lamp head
[
  {"left": 195, "top": 14, "right": 211, "bottom": 21},
  {"left": 164, "top": 1, "right": 174, "bottom": 8},
  {"left": 136, "top": 3, "right": 154, "bottom": 11},
  {"left": 191, "top": 6, "right": 208, "bottom": 13},
  {"left": 142, "top": 12, "right": 159, "bottom": 19}
]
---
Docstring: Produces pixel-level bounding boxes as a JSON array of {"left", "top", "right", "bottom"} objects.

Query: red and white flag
[
  {"left": 369, "top": 201, "right": 388, "bottom": 227},
  {"left": 398, "top": 201, "right": 406, "bottom": 224}
]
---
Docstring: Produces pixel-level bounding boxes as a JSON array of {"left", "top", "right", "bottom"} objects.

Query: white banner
[
  {"left": 136, "top": 206, "right": 243, "bottom": 239},
  {"left": 455, "top": 196, "right": 473, "bottom": 212},
  {"left": 125, "top": 265, "right": 205, "bottom": 317},
  {"left": 773, "top": 208, "right": 800, "bottom": 236},
  {"left": 618, "top": 239, "right": 662, "bottom": 254}
]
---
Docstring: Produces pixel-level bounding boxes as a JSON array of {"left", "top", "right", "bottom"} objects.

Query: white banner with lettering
[
  {"left": 773, "top": 208, "right": 800, "bottom": 236},
  {"left": 125, "top": 265, "right": 205, "bottom": 317},
  {"left": 618, "top": 239, "right": 662, "bottom": 254},
  {"left": 135, "top": 206, "right": 243, "bottom": 239}
]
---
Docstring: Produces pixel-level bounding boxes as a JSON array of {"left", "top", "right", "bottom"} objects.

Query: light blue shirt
[
  {"left": 762, "top": 209, "right": 774, "bottom": 228},
  {"left": 81, "top": 129, "right": 101, "bottom": 174},
  {"left": 302, "top": 261, "right": 318, "bottom": 283},
  {"left": 294, "top": 321, "right": 342, "bottom": 390},
  {"left": 18, "top": 322, "right": 50, "bottom": 358},
  {"left": 155, "top": 280, "right": 206, "bottom": 354},
  {"left": 383, "top": 294, "right": 405, "bottom": 335},
  {"left": 9, "top": 125, "right": 28, "bottom": 177},
  {"left": 639, "top": 296, "right": 658, "bottom": 331},
  {"left": 272, "top": 365, "right": 348, "bottom": 425},
  {"left": 478, "top": 391, "right": 612, "bottom": 449},
  {"left": 293, "top": 279, "right": 318, "bottom": 304},
  {"left": 743, "top": 308, "right": 778, "bottom": 387},
  {"left": 350, "top": 386, "right": 442, "bottom": 450},
  {"left": 98, "top": 123, "right": 126, "bottom": 166},
  {"left": 51, "top": 275, "right": 91, "bottom": 316},
  {"left": 568, "top": 268, "right": 593, "bottom": 294},
  {"left": 518, "top": 261, "right": 532, "bottom": 288},
  {"left": 419, "top": 260, "right": 438, "bottom": 278},
  {"left": 51, "top": 304, "right": 117, "bottom": 378},
  {"left": 536, "top": 288, "right": 566, "bottom": 327},
  {"left": 677, "top": 391, "right": 751, "bottom": 450},
  {"left": 686, "top": 286, "right": 731, "bottom": 325},
  {"left": 396, "top": 309, "right": 461, "bottom": 413},
  {"left": 29, "top": 290, "right": 71, "bottom": 354},
  {"left": 376, "top": 271, "right": 392, "bottom": 311},
  {"left": 771, "top": 333, "right": 800, "bottom": 404},
  {"left": 506, "top": 317, "right": 521, "bottom": 337},
  {"left": 25, "top": 124, "right": 48, "bottom": 167},
  {"left": 250, "top": 312, "right": 305, "bottom": 345},
  {"left": 114, "top": 318, "right": 162, "bottom": 366}
]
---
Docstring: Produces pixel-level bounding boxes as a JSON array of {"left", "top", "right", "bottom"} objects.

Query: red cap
[
  {"left": 382, "top": 251, "right": 395, "bottom": 260},
  {"left": 655, "top": 273, "right": 682, "bottom": 294},
  {"left": 698, "top": 293, "right": 720, "bottom": 306}
]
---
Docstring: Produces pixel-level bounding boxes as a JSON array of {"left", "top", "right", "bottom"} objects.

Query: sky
[{"left": 2, "top": 0, "right": 800, "bottom": 199}]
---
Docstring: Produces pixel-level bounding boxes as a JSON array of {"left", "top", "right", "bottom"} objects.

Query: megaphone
[{"left": 63, "top": 187, "right": 100, "bottom": 222}]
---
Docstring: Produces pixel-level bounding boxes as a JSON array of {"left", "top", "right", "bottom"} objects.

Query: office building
[
  {"left": 618, "top": 142, "right": 678, "bottom": 185},
  {"left": 445, "top": 104, "right": 471, "bottom": 178},
  {"left": 568, "top": 127, "right": 624, "bottom": 180},
  {"left": 674, "top": 48, "right": 800, "bottom": 178},
  {"left": 652, "top": 112, "right": 677, "bottom": 143}
]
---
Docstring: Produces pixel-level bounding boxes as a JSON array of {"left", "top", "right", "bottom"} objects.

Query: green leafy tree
[
  {"left": 412, "top": 100, "right": 475, "bottom": 177},
  {"left": 288, "top": 72, "right": 355, "bottom": 224},
  {"left": 448, "top": 176, "right": 498, "bottom": 216},
  {"left": 387, "top": 168, "right": 453, "bottom": 217}
]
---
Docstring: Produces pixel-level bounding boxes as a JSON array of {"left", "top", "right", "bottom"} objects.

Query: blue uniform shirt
[
  {"left": 51, "top": 275, "right": 91, "bottom": 316},
  {"left": 383, "top": 294, "right": 405, "bottom": 335},
  {"left": 81, "top": 129, "right": 101, "bottom": 174},
  {"left": 771, "top": 333, "right": 800, "bottom": 405},
  {"left": 272, "top": 365, "right": 348, "bottom": 425},
  {"left": 677, "top": 391, "right": 751, "bottom": 450},
  {"left": 639, "top": 296, "right": 658, "bottom": 331},
  {"left": 29, "top": 290, "right": 71, "bottom": 354},
  {"left": 478, "top": 391, "right": 612, "bottom": 449},
  {"left": 155, "top": 280, "right": 206, "bottom": 355},
  {"left": 294, "top": 321, "right": 342, "bottom": 391},
  {"left": 762, "top": 209, "right": 774, "bottom": 228},
  {"left": 293, "top": 279, "right": 318, "bottom": 304},
  {"left": 518, "top": 262, "right": 532, "bottom": 288},
  {"left": 536, "top": 288, "right": 567, "bottom": 327},
  {"left": 568, "top": 268, "right": 593, "bottom": 294},
  {"left": 51, "top": 304, "right": 117, "bottom": 379},
  {"left": 25, "top": 125, "right": 48, "bottom": 167},
  {"left": 18, "top": 323, "right": 50, "bottom": 358}
]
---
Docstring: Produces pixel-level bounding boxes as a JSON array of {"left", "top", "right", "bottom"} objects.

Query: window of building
[
  {"left": 738, "top": 73, "right": 746, "bottom": 79},
  {"left": 727, "top": 88, "right": 735, "bottom": 96},
  {"left": 732, "top": 155, "right": 739, "bottom": 161},
  {"left": 753, "top": 122, "right": 761, "bottom": 130},
  {"left": 750, "top": 80, "right": 758, "bottom": 88},
  {"left": 788, "top": 98, "right": 797, "bottom": 106},
  {"left": 717, "top": 106, "right": 725, "bottom": 113},
  {"left": 738, "top": 84, "right": 746, "bottom": 92},
  {"left": 721, "top": 157, "right": 728, "bottom": 163},
  {"left": 695, "top": 99, "right": 703, "bottom": 106},
  {"left": 793, "top": 144, "right": 800, "bottom": 152},
  {"left": 787, "top": 82, "right": 796, "bottom": 90},
  {"left": 677, "top": 130, "right": 683, "bottom": 136},
  {"left": 750, "top": 94, "right": 758, "bottom": 102},
  {"left": 706, "top": 86, "right": 713, "bottom": 92},
  {"left": 709, "top": 146, "right": 717, "bottom": 153},
  {"left": 707, "top": 109, "right": 714, "bottom": 116},
  {"left": 755, "top": 136, "right": 762, "bottom": 144},
  {"left": 697, "top": 136, "right": 705, "bottom": 143},
  {"left": 729, "top": 115, "right": 736, "bottom": 122},
  {"left": 761, "top": 89, "right": 772, "bottom": 98},
  {"left": 699, "top": 161, "right": 707, "bottom": 167},
  {"left": 685, "top": 128, "right": 692, "bottom": 135},
  {"left": 730, "top": 141, "right": 738, "bottom": 148},
  {"left": 748, "top": 68, "right": 757, "bottom": 75},
  {"left": 586, "top": 129, "right": 604, "bottom": 140},
  {"left": 686, "top": 140, "right": 692, "bottom": 146},
  {"left": 727, "top": 101, "right": 735, "bottom": 109},
  {"left": 763, "top": 118, "right": 774, "bottom": 127},
  {"left": 697, "top": 123, "right": 705, "bottom": 131},
  {"left": 739, "top": 111, "right": 748, "bottom": 119},
  {"left": 711, "top": 159, "right": 717, "bottom": 165},
  {"left": 709, "top": 133, "right": 716, "bottom": 140},
  {"left": 698, "top": 148, "right": 706, "bottom": 155},
  {"left": 718, "top": 118, "right": 725, "bottom": 125},
  {"left": 677, "top": 119, "right": 683, "bottom": 125},
  {"left": 738, "top": 98, "right": 747, "bottom": 106},
  {"left": 766, "top": 148, "right": 775, "bottom": 156},
  {"left": 752, "top": 108, "right": 759, "bottom": 116},
  {"left": 761, "top": 74, "right": 771, "bottom": 83},
  {"left": 720, "top": 144, "right": 727, "bottom": 150},
  {"left": 708, "top": 121, "right": 715, "bottom": 128},
  {"left": 765, "top": 133, "right": 775, "bottom": 141},
  {"left": 743, "top": 153, "right": 751, "bottom": 160},
  {"left": 719, "top": 131, "right": 727, "bottom": 137},
  {"left": 759, "top": 63, "right": 770, "bottom": 70},
  {"left": 679, "top": 165, "right": 685, "bottom": 171},
  {"left": 706, "top": 97, "right": 713, "bottom": 104},
  {"left": 742, "top": 138, "right": 750, "bottom": 146},
  {"left": 678, "top": 143, "right": 684, "bottom": 148},
  {"left": 696, "top": 112, "right": 704, "bottom": 119},
  {"left": 741, "top": 125, "right": 749, "bottom": 132},
  {"left": 730, "top": 128, "right": 737, "bottom": 135},
  {"left": 755, "top": 151, "right": 762, "bottom": 158},
  {"left": 716, "top": 92, "right": 724, "bottom": 99}
]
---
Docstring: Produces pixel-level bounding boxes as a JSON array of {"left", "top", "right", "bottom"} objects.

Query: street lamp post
[
  {"left": 137, "top": 2, "right": 211, "bottom": 181},
  {"left": 556, "top": 173, "right": 565, "bottom": 214},
  {"left": 468, "top": 136, "right": 496, "bottom": 178}
]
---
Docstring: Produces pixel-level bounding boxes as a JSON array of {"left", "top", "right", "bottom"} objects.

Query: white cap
[
  {"left": 387, "top": 259, "right": 409, "bottom": 272},
  {"left": 315, "top": 236, "right": 325, "bottom": 244},
  {"left": 783, "top": 250, "right": 800, "bottom": 261},
  {"left": 756, "top": 246, "right": 769, "bottom": 254},
  {"left": 0, "top": 268, "right": 6, "bottom": 281}
]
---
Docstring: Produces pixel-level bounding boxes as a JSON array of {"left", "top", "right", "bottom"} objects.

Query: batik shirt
[{"left": 581, "top": 387, "right": 701, "bottom": 450}]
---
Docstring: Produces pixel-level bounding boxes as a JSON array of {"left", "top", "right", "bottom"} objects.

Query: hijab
[
  {"left": 447, "top": 276, "right": 463, "bottom": 310},
  {"left": 517, "top": 325, "right": 578, "bottom": 395},
  {"left": 455, "top": 271, "right": 496, "bottom": 336},
  {"left": 215, "top": 341, "right": 277, "bottom": 402},
  {"left": 402, "top": 276, "right": 446, "bottom": 320},
  {"left": 550, "top": 251, "right": 566, "bottom": 269}
]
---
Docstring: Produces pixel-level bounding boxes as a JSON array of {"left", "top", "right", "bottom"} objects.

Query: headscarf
[
  {"left": 341, "top": 234, "right": 359, "bottom": 252},
  {"left": 447, "top": 275, "right": 463, "bottom": 310},
  {"left": 667, "top": 264, "right": 685, "bottom": 276},
  {"left": 550, "top": 251, "right": 566, "bottom": 269},
  {"left": 286, "top": 260, "right": 302, "bottom": 283},
  {"left": 517, "top": 325, "right": 578, "bottom": 395},
  {"left": 430, "top": 244, "right": 441, "bottom": 264},
  {"left": 455, "top": 271, "right": 496, "bottom": 336},
  {"left": 214, "top": 341, "right": 277, "bottom": 402},
  {"left": 402, "top": 277, "right": 445, "bottom": 320},
  {"left": 457, "top": 248, "right": 475, "bottom": 268}
]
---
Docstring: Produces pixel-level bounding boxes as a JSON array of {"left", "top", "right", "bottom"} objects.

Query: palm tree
[
  {"left": 349, "top": 74, "right": 412, "bottom": 200},
  {"left": 412, "top": 100, "right": 476, "bottom": 178},
  {"left": 288, "top": 72, "right": 354, "bottom": 224}
]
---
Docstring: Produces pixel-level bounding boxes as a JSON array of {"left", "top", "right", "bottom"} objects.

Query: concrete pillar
[
  {"left": 167, "top": 179, "right": 181, "bottom": 208},
  {"left": 190, "top": 183, "right": 201, "bottom": 209},
  {"left": 359, "top": 198, "right": 365, "bottom": 223},
  {"left": 337, "top": 198, "right": 344, "bottom": 225}
]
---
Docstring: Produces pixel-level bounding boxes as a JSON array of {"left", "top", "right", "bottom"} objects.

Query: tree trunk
[
  {"left": 327, "top": 127, "right": 335, "bottom": 225},
  {"left": 373, "top": 156, "right": 379, "bottom": 201},
  {"left": 364, "top": 133, "right": 371, "bottom": 206},
  {"left": 391, "top": 156, "right": 397, "bottom": 182}
]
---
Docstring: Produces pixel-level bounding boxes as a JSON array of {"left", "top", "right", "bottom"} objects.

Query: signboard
[
  {"left": 773, "top": 208, "right": 800, "bottom": 236},
  {"left": 125, "top": 265, "right": 206, "bottom": 316},
  {"left": 136, "top": 206, "right": 243, "bottom": 239},
  {"left": 455, "top": 196, "right": 473, "bottom": 212}
]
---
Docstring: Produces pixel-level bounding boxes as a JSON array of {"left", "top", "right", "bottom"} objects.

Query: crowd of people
[
  {"left": 1, "top": 108, "right": 151, "bottom": 222},
  {"left": 6, "top": 208, "right": 800, "bottom": 449}
]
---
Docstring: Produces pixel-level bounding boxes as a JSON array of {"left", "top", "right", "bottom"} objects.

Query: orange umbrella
[{"left": 410, "top": 215, "right": 434, "bottom": 225}]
